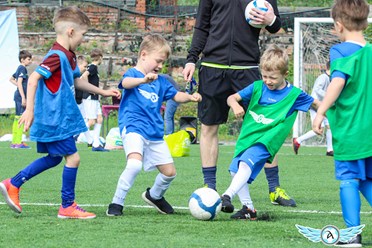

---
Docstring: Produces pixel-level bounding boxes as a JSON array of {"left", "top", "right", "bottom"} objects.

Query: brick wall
[
  {"left": 19, "top": 31, "right": 294, "bottom": 83},
  {"left": 1, "top": 3, "right": 294, "bottom": 82},
  {"left": 0, "top": 2, "right": 195, "bottom": 33}
]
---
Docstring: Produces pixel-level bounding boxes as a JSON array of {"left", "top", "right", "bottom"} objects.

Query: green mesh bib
[{"left": 234, "top": 81, "right": 301, "bottom": 162}]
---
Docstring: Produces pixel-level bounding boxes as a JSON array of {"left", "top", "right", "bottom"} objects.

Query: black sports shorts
[{"left": 197, "top": 65, "right": 260, "bottom": 125}]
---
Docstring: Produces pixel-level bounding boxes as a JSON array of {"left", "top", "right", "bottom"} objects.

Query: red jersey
[{"left": 39, "top": 42, "right": 77, "bottom": 93}]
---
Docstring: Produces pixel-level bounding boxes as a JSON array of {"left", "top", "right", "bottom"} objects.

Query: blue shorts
[
  {"left": 37, "top": 136, "right": 77, "bottom": 157},
  {"left": 14, "top": 95, "right": 25, "bottom": 116},
  {"left": 229, "top": 143, "right": 270, "bottom": 183},
  {"left": 335, "top": 157, "right": 372, "bottom": 181}
]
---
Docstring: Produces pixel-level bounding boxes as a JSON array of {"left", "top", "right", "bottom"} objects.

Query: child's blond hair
[
  {"left": 260, "top": 45, "right": 289, "bottom": 75},
  {"left": 138, "top": 33, "right": 171, "bottom": 58},
  {"left": 331, "top": 0, "right": 369, "bottom": 31},
  {"left": 53, "top": 6, "right": 91, "bottom": 33}
]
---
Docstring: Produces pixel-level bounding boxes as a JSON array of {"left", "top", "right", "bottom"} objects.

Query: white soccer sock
[
  {"left": 149, "top": 173, "right": 176, "bottom": 200},
  {"left": 231, "top": 172, "right": 254, "bottom": 210},
  {"left": 92, "top": 123, "right": 102, "bottom": 147},
  {"left": 223, "top": 161, "right": 252, "bottom": 199},
  {"left": 326, "top": 129, "right": 333, "bottom": 152},
  {"left": 83, "top": 122, "right": 93, "bottom": 145},
  {"left": 297, "top": 130, "right": 317, "bottom": 144},
  {"left": 83, "top": 130, "right": 93, "bottom": 145},
  {"left": 112, "top": 159, "right": 142, "bottom": 206}
]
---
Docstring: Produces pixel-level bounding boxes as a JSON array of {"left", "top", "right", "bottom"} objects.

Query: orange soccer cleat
[
  {"left": 0, "top": 178, "right": 22, "bottom": 213},
  {"left": 57, "top": 202, "right": 96, "bottom": 219}
]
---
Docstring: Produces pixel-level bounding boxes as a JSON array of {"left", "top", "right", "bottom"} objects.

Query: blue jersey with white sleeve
[
  {"left": 118, "top": 68, "right": 178, "bottom": 141},
  {"left": 238, "top": 81, "right": 314, "bottom": 116}
]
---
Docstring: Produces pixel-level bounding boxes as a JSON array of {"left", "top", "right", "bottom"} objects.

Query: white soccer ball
[
  {"left": 99, "top": 136, "right": 106, "bottom": 147},
  {"left": 188, "top": 188, "right": 222, "bottom": 221},
  {"left": 245, "top": 0, "right": 270, "bottom": 28}
]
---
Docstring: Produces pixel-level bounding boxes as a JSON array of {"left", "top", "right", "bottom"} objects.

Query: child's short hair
[
  {"left": 19, "top": 50, "right": 32, "bottom": 62},
  {"left": 90, "top": 48, "right": 103, "bottom": 61},
  {"left": 331, "top": 0, "right": 369, "bottom": 31},
  {"left": 260, "top": 45, "right": 289, "bottom": 75},
  {"left": 77, "top": 55, "right": 87, "bottom": 64},
  {"left": 138, "top": 33, "right": 171, "bottom": 58},
  {"left": 53, "top": 6, "right": 91, "bottom": 32},
  {"left": 77, "top": 55, "right": 86, "bottom": 61}
]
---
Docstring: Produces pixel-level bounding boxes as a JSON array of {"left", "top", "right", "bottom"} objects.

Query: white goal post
[{"left": 292, "top": 17, "right": 372, "bottom": 145}]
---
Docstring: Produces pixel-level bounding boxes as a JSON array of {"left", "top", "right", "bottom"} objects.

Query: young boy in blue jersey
[
  {"left": 220, "top": 45, "right": 320, "bottom": 219},
  {"left": 313, "top": 0, "right": 371, "bottom": 246},
  {"left": 9, "top": 50, "right": 32, "bottom": 149},
  {"left": 0, "top": 6, "right": 120, "bottom": 219},
  {"left": 106, "top": 34, "right": 202, "bottom": 216}
]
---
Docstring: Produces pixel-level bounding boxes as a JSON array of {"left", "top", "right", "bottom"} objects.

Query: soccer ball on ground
[
  {"left": 244, "top": 0, "right": 270, "bottom": 28},
  {"left": 99, "top": 136, "right": 106, "bottom": 147},
  {"left": 188, "top": 188, "right": 222, "bottom": 221}
]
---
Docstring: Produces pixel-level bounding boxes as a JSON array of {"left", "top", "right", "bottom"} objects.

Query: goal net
[{"left": 293, "top": 17, "right": 372, "bottom": 146}]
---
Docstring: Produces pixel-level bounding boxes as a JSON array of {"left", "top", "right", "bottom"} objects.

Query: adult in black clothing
[{"left": 182, "top": 0, "right": 296, "bottom": 210}]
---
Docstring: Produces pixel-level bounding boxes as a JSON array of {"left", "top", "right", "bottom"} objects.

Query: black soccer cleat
[
  {"left": 230, "top": 205, "right": 257, "bottom": 220},
  {"left": 221, "top": 195, "right": 234, "bottom": 213},
  {"left": 106, "top": 203, "right": 123, "bottom": 217},
  {"left": 334, "top": 234, "right": 361, "bottom": 247},
  {"left": 142, "top": 188, "right": 174, "bottom": 214}
]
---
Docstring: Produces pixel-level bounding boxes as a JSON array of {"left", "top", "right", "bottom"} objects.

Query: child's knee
[
  {"left": 65, "top": 152, "right": 80, "bottom": 167},
  {"left": 165, "top": 170, "right": 176, "bottom": 178},
  {"left": 340, "top": 179, "right": 359, "bottom": 189},
  {"left": 97, "top": 115, "right": 103, "bottom": 124},
  {"left": 127, "top": 152, "right": 142, "bottom": 161},
  {"left": 87, "top": 119, "right": 96, "bottom": 127},
  {"left": 159, "top": 164, "right": 176, "bottom": 177}
]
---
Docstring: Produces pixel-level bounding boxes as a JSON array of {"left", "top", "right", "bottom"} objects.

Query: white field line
[
  {"left": 219, "top": 151, "right": 329, "bottom": 156},
  {"left": 0, "top": 201, "right": 371, "bottom": 215}
]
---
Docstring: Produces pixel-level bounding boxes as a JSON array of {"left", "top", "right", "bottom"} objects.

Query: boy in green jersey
[
  {"left": 220, "top": 45, "right": 320, "bottom": 219},
  {"left": 313, "top": 0, "right": 371, "bottom": 246}
]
